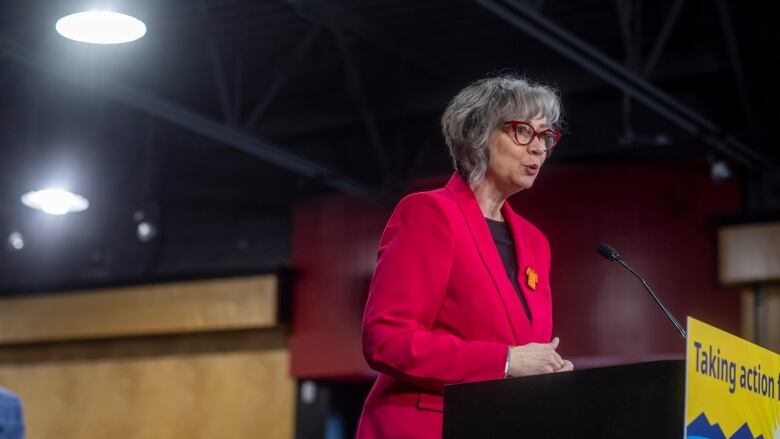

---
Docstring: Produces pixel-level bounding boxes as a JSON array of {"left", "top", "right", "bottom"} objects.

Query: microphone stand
[{"left": 614, "top": 258, "right": 687, "bottom": 341}]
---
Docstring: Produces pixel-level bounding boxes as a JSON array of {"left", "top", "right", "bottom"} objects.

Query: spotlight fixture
[
  {"left": 133, "top": 209, "right": 158, "bottom": 242},
  {"left": 56, "top": 11, "right": 146, "bottom": 44},
  {"left": 709, "top": 158, "right": 733, "bottom": 184},
  {"left": 136, "top": 221, "right": 157, "bottom": 242},
  {"left": 21, "top": 188, "right": 89, "bottom": 215},
  {"left": 7, "top": 231, "right": 24, "bottom": 251}
]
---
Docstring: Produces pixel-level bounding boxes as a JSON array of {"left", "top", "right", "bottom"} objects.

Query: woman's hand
[{"left": 507, "top": 337, "right": 574, "bottom": 377}]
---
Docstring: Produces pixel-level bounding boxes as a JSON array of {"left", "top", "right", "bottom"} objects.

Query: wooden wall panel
[
  {"left": 738, "top": 286, "right": 780, "bottom": 352},
  {"left": 0, "top": 330, "right": 294, "bottom": 439},
  {"left": 719, "top": 222, "right": 780, "bottom": 284},
  {"left": 0, "top": 275, "right": 277, "bottom": 344},
  {"left": 765, "top": 286, "right": 780, "bottom": 353},
  {"left": 741, "top": 289, "right": 756, "bottom": 342}
]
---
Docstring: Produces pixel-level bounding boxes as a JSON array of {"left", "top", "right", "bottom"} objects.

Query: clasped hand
[{"left": 507, "top": 337, "right": 574, "bottom": 377}]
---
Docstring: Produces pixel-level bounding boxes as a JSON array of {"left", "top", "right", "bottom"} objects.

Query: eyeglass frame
[{"left": 501, "top": 120, "right": 563, "bottom": 153}]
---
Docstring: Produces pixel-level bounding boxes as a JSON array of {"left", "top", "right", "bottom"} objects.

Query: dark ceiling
[{"left": 0, "top": 0, "right": 778, "bottom": 292}]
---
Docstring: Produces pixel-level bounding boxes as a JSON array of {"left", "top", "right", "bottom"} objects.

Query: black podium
[{"left": 443, "top": 360, "right": 685, "bottom": 438}]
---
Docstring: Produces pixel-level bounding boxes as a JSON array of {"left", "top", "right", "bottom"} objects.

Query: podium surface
[{"left": 443, "top": 360, "right": 684, "bottom": 438}]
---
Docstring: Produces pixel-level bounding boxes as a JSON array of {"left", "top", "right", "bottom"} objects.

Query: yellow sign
[{"left": 686, "top": 317, "right": 780, "bottom": 438}]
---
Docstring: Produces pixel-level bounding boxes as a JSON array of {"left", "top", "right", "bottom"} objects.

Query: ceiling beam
[
  {"left": 287, "top": 0, "right": 448, "bottom": 79},
  {"left": 198, "top": 0, "right": 238, "bottom": 126},
  {"left": 475, "top": 0, "right": 775, "bottom": 171},
  {"left": 714, "top": 0, "right": 756, "bottom": 132},
  {"left": 242, "top": 26, "right": 322, "bottom": 131},
  {"left": 333, "top": 29, "right": 391, "bottom": 178},
  {"left": 0, "top": 38, "right": 393, "bottom": 207},
  {"left": 252, "top": 47, "right": 726, "bottom": 139},
  {"left": 642, "top": 0, "right": 685, "bottom": 76}
]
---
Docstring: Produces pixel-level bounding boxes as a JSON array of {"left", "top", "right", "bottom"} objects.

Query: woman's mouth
[{"left": 525, "top": 164, "right": 539, "bottom": 175}]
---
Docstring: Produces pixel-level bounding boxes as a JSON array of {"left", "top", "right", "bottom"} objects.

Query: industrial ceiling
[{"left": 0, "top": 0, "right": 777, "bottom": 292}]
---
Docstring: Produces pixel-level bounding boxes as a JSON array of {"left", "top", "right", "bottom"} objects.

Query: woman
[{"left": 356, "top": 75, "right": 573, "bottom": 439}]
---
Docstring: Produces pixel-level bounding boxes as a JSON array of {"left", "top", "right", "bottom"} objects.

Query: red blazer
[{"left": 356, "top": 173, "right": 554, "bottom": 439}]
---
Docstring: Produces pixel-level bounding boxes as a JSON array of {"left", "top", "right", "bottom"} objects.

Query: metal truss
[
  {"left": 476, "top": 0, "right": 776, "bottom": 171},
  {"left": 0, "top": 38, "right": 394, "bottom": 207}
]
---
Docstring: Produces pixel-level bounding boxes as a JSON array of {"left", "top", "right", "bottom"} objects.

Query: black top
[{"left": 485, "top": 218, "right": 532, "bottom": 321}]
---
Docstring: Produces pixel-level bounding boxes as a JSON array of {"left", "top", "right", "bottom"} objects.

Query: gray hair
[{"left": 441, "top": 74, "right": 563, "bottom": 184}]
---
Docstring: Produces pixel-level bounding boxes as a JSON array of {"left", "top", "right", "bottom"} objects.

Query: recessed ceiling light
[
  {"left": 7, "top": 231, "right": 24, "bottom": 251},
  {"left": 21, "top": 188, "right": 89, "bottom": 215},
  {"left": 136, "top": 221, "right": 157, "bottom": 242},
  {"left": 56, "top": 11, "right": 146, "bottom": 44}
]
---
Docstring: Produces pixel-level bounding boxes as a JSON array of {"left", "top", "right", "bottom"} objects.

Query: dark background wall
[
  {"left": 291, "top": 195, "right": 388, "bottom": 378},
  {"left": 290, "top": 160, "right": 742, "bottom": 378}
]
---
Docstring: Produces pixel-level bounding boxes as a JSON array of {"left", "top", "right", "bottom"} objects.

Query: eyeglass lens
[{"left": 515, "top": 124, "right": 558, "bottom": 148}]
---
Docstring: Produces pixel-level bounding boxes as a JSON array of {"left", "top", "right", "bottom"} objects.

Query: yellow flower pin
[{"left": 525, "top": 267, "right": 538, "bottom": 291}]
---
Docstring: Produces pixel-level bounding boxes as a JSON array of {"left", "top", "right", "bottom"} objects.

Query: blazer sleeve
[{"left": 362, "top": 193, "right": 508, "bottom": 393}]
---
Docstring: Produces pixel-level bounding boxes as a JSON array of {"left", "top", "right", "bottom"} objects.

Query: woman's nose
[{"left": 528, "top": 136, "right": 546, "bottom": 155}]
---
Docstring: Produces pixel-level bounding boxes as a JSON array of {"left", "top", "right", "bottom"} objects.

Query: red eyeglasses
[{"left": 502, "top": 120, "right": 562, "bottom": 153}]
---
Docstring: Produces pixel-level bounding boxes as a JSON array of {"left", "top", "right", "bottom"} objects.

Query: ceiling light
[
  {"left": 709, "top": 158, "right": 733, "bottom": 184},
  {"left": 7, "top": 232, "right": 24, "bottom": 251},
  {"left": 21, "top": 188, "right": 89, "bottom": 215},
  {"left": 56, "top": 11, "right": 146, "bottom": 44},
  {"left": 136, "top": 221, "right": 157, "bottom": 242}
]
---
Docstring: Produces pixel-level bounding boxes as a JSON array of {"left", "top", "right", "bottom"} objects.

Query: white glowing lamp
[
  {"left": 21, "top": 189, "right": 89, "bottom": 215},
  {"left": 56, "top": 11, "right": 146, "bottom": 44}
]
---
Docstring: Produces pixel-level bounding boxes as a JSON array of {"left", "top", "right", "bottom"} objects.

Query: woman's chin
[{"left": 511, "top": 175, "right": 537, "bottom": 192}]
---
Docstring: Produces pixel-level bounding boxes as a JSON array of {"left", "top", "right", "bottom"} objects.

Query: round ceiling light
[
  {"left": 136, "top": 221, "right": 157, "bottom": 242},
  {"left": 7, "top": 232, "right": 24, "bottom": 251},
  {"left": 56, "top": 11, "right": 146, "bottom": 44},
  {"left": 21, "top": 189, "right": 89, "bottom": 215}
]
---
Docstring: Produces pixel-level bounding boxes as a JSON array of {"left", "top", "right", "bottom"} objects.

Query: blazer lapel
[{"left": 445, "top": 173, "right": 528, "bottom": 343}]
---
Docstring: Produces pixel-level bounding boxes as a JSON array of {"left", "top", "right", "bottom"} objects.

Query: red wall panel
[
  {"left": 512, "top": 162, "right": 742, "bottom": 360},
  {"left": 290, "top": 162, "right": 742, "bottom": 378},
  {"left": 290, "top": 196, "right": 390, "bottom": 378}
]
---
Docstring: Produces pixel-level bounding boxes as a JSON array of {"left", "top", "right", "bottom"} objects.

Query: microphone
[
  {"left": 596, "top": 243, "right": 620, "bottom": 262},
  {"left": 596, "top": 243, "right": 687, "bottom": 340}
]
